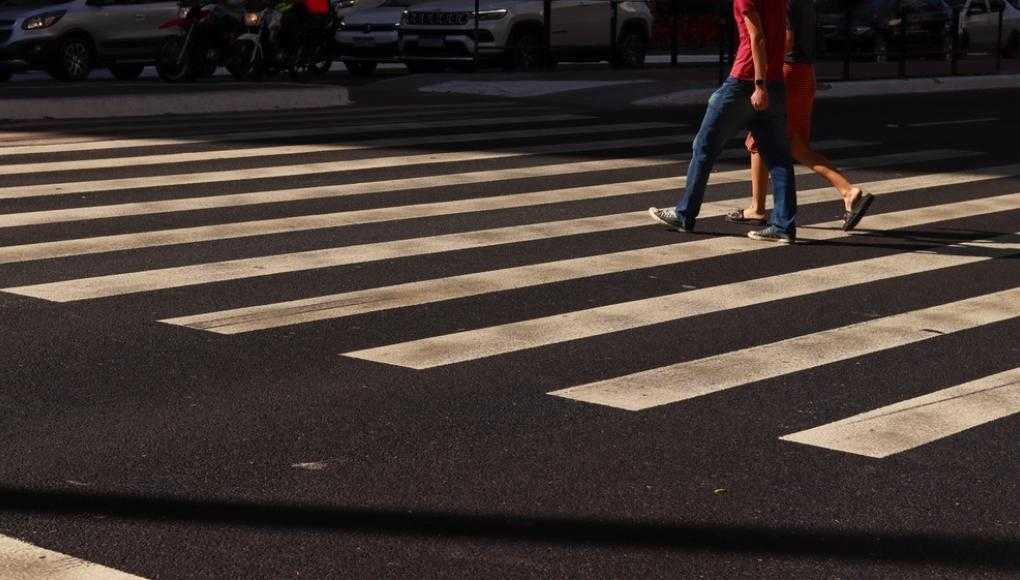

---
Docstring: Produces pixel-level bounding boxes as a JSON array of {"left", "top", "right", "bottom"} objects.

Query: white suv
[{"left": 398, "top": 0, "right": 652, "bottom": 71}]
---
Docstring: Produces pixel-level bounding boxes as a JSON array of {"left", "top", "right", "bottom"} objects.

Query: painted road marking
[
  {"left": 0, "top": 134, "right": 699, "bottom": 200},
  {"left": 0, "top": 150, "right": 961, "bottom": 264},
  {"left": 0, "top": 120, "right": 674, "bottom": 176},
  {"left": 549, "top": 288, "right": 1020, "bottom": 411},
  {"left": 7, "top": 164, "right": 1010, "bottom": 302},
  {"left": 0, "top": 139, "right": 868, "bottom": 229},
  {"left": 780, "top": 367, "right": 1020, "bottom": 458},
  {"left": 344, "top": 227, "right": 1020, "bottom": 369},
  {"left": 0, "top": 533, "right": 145, "bottom": 580}
]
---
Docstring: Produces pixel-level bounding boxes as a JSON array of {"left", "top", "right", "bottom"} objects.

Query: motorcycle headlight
[
  {"left": 22, "top": 10, "right": 66, "bottom": 30},
  {"left": 473, "top": 8, "right": 508, "bottom": 21},
  {"left": 244, "top": 11, "right": 261, "bottom": 26},
  {"left": 178, "top": 5, "right": 192, "bottom": 18}
]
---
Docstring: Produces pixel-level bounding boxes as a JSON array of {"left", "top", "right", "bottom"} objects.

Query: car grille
[{"left": 405, "top": 11, "right": 470, "bottom": 26}]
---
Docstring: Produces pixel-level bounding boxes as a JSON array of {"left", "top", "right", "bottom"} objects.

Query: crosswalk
[{"left": 2, "top": 101, "right": 1018, "bottom": 467}]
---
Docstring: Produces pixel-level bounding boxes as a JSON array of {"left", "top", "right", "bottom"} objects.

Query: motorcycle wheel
[{"left": 156, "top": 36, "right": 192, "bottom": 82}]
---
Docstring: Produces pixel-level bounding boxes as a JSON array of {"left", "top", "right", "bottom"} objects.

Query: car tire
[
  {"left": 612, "top": 29, "right": 647, "bottom": 68},
  {"left": 505, "top": 28, "right": 542, "bottom": 71},
  {"left": 344, "top": 61, "right": 377, "bottom": 77},
  {"left": 51, "top": 36, "right": 93, "bottom": 82},
  {"left": 227, "top": 39, "right": 259, "bottom": 80},
  {"left": 110, "top": 63, "right": 145, "bottom": 80}
]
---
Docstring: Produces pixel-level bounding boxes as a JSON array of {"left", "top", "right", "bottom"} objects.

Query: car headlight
[
  {"left": 337, "top": 0, "right": 357, "bottom": 7},
  {"left": 474, "top": 8, "right": 508, "bottom": 20},
  {"left": 245, "top": 11, "right": 261, "bottom": 26},
  {"left": 22, "top": 10, "right": 66, "bottom": 30},
  {"left": 887, "top": 17, "right": 902, "bottom": 27}
]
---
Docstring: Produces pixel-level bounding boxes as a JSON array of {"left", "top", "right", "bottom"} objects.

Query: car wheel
[
  {"left": 612, "top": 29, "right": 647, "bottom": 68},
  {"left": 52, "top": 37, "right": 93, "bottom": 82},
  {"left": 344, "top": 61, "right": 378, "bottom": 77},
  {"left": 505, "top": 29, "right": 542, "bottom": 71},
  {"left": 109, "top": 63, "right": 145, "bottom": 80},
  {"left": 227, "top": 39, "right": 259, "bottom": 80}
]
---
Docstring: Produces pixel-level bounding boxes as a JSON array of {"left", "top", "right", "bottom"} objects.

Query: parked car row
[
  {"left": 1, "top": 0, "right": 1018, "bottom": 82},
  {"left": 814, "top": 0, "right": 1020, "bottom": 61}
]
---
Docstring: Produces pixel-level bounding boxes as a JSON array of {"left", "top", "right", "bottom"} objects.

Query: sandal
[
  {"left": 842, "top": 190, "right": 875, "bottom": 231},
  {"left": 726, "top": 209, "right": 767, "bottom": 225}
]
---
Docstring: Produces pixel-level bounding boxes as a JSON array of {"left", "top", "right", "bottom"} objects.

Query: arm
[{"left": 742, "top": 7, "right": 769, "bottom": 111}]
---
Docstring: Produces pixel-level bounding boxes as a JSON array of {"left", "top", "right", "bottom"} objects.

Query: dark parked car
[{"left": 817, "top": 0, "right": 954, "bottom": 61}]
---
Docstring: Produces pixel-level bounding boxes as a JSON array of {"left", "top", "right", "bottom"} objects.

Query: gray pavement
[{"left": 0, "top": 85, "right": 1017, "bottom": 578}]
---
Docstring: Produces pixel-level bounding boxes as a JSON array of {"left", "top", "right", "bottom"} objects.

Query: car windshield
[{"left": 0, "top": 0, "right": 72, "bottom": 6}]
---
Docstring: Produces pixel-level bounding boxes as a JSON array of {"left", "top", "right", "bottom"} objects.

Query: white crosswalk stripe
[
  {"left": 0, "top": 150, "right": 962, "bottom": 264},
  {"left": 0, "top": 533, "right": 145, "bottom": 579},
  {"left": 548, "top": 287, "right": 1020, "bottom": 411},
  {"left": 1, "top": 107, "right": 1017, "bottom": 466},
  {"left": 779, "top": 367, "right": 1020, "bottom": 458}
]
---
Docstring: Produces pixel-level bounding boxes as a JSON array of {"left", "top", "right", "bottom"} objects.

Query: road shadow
[{"left": 0, "top": 486, "right": 1018, "bottom": 571}]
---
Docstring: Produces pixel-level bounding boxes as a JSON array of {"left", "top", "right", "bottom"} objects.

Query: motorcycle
[
  {"left": 231, "top": 0, "right": 340, "bottom": 81},
  {"left": 156, "top": 0, "right": 249, "bottom": 82}
]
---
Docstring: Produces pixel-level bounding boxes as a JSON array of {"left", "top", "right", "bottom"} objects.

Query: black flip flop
[
  {"left": 726, "top": 209, "right": 767, "bottom": 225},
  {"left": 842, "top": 192, "right": 875, "bottom": 231}
]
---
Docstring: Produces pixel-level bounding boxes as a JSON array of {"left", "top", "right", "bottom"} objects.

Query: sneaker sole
[
  {"left": 747, "top": 231, "right": 795, "bottom": 244},
  {"left": 647, "top": 207, "right": 689, "bottom": 231}
]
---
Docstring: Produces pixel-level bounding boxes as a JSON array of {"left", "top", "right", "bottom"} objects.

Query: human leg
[
  {"left": 673, "top": 78, "right": 754, "bottom": 229},
  {"left": 748, "top": 83, "right": 797, "bottom": 236}
]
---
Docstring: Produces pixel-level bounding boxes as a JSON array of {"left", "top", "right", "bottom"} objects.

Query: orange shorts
[{"left": 745, "top": 62, "right": 816, "bottom": 154}]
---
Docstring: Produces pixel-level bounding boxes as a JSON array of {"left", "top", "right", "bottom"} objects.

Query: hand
[{"left": 751, "top": 86, "right": 768, "bottom": 112}]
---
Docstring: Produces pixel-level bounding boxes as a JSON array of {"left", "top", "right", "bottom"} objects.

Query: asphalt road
[{"left": 0, "top": 87, "right": 1018, "bottom": 579}]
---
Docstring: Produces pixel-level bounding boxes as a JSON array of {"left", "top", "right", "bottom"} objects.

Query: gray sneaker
[
  {"left": 648, "top": 207, "right": 693, "bottom": 232},
  {"left": 748, "top": 225, "right": 795, "bottom": 244}
]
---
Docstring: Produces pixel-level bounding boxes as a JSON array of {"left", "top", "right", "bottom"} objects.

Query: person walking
[
  {"left": 728, "top": 0, "right": 874, "bottom": 231},
  {"left": 649, "top": 0, "right": 797, "bottom": 243}
]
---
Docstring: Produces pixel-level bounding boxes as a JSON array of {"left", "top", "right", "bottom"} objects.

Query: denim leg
[
  {"left": 676, "top": 78, "right": 754, "bottom": 228},
  {"left": 747, "top": 84, "right": 797, "bottom": 235}
]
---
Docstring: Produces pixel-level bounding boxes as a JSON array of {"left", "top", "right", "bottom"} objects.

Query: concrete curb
[
  {"left": 0, "top": 86, "right": 351, "bottom": 120},
  {"left": 633, "top": 73, "right": 1020, "bottom": 108}
]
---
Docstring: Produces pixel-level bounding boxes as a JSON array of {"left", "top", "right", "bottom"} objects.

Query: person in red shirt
[
  {"left": 731, "top": 0, "right": 874, "bottom": 231},
  {"left": 649, "top": 0, "right": 798, "bottom": 243}
]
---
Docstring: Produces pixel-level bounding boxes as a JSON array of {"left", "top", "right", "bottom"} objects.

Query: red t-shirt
[{"left": 730, "top": 0, "right": 786, "bottom": 82}]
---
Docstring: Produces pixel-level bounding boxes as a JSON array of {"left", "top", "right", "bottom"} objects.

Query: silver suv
[
  {"left": 0, "top": 0, "right": 178, "bottom": 81},
  {"left": 398, "top": 0, "right": 652, "bottom": 71}
]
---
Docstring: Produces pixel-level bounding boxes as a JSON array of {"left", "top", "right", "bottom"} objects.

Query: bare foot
[{"left": 843, "top": 188, "right": 862, "bottom": 212}]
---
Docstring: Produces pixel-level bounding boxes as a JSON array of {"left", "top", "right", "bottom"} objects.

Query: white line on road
[
  {"left": 0, "top": 134, "right": 696, "bottom": 200},
  {"left": 0, "top": 533, "right": 145, "bottom": 580},
  {"left": 0, "top": 121, "right": 676, "bottom": 176},
  {"left": 6, "top": 160, "right": 1001, "bottom": 302},
  {"left": 0, "top": 110, "right": 585, "bottom": 156},
  {"left": 0, "top": 150, "right": 956, "bottom": 264},
  {"left": 780, "top": 367, "right": 1020, "bottom": 458},
  {"left": 343, "top": 222, "right": 1020, "bottom": 369},
  {"left": 549, "top": 287, "right": 1020, "bottom": 411},
  {"left": 0, "top": 139, "right": 869, "bottom": 229}
]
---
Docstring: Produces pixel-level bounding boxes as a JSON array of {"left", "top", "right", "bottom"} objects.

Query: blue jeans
[{"left": 675, "top": 77, "right": 797, "bottom": 235}]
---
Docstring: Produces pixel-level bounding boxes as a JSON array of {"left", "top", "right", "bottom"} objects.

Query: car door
[
  {"left": 86, "top": 0, "right": 147, "bottom": 59},
  {"left": 571, "top": 0, "right": 612, "bottom": 50},
  {"left": 965, "top": 0, "right": 996, "bottom": 47},
  {"left": 549, "top": 0, "right": 585, "bottom": 51},
  {"left": 133, "top": 0, "right": 179, "bottom": 59}
]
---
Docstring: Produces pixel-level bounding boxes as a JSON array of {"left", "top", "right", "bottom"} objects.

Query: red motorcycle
[{"left": 156, "top": 0, "right": 249, "bottom": 81}]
